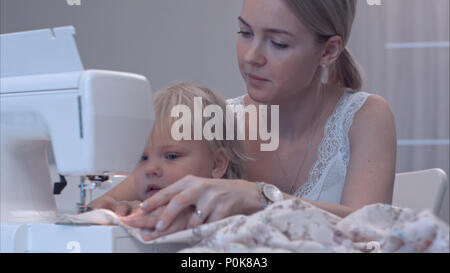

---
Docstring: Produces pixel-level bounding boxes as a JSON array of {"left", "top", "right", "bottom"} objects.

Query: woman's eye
[
  {"left": 165, "top": 153, "right": 180, "bottom": 160},
  {"left": 237, "top": 30, "right": 252, "bottom": 38},
  {"left": 271, "top": 40, "right": 288, "bottom": 49}
]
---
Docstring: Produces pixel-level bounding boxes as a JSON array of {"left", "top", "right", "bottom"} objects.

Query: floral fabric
[{"left": 67, "top": 199, "right": 449, "bottom": 253}]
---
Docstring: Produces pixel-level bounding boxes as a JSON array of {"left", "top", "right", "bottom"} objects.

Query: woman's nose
[
  {"left": 244, "top": 41, "right": 267, "bottom": 67},
  {"left": 144, "top": 161, "right": 163, "bottom": 178}
]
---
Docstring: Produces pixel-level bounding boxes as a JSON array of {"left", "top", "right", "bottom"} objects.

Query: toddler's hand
[{"left": 88, "top": 196, "right": 141, "bottom": 216}]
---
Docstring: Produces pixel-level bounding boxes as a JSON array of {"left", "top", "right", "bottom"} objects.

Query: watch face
[{"left": 263, "top": 184, "right": 283, "bottom": 202}]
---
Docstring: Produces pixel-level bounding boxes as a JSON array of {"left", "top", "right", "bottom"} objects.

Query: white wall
[
  {"left": 348, "top": 0, "right": 449, "bottom": 223},
  {"left": 0, "top": 0, "right": 246, "bottom": 97}
]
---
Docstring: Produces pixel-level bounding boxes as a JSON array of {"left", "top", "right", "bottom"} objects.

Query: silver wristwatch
[{"left": 256, "top": 182, "right": 284, "bottom": 208}]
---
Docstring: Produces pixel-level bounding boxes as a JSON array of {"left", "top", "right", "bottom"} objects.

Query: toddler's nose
[{"left": 145, "top": 161, "right": 163, "bottom": 178}]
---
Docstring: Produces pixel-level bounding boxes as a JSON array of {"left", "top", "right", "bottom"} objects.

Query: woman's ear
[
  {"left": 211, "top": 147, "right": 229, "bottom": 178},
  {"left": 320, "top": 35, "right": 343, "bottom": 66}
]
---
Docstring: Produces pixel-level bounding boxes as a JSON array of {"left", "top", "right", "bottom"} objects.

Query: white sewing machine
[{"left": 0, "top": 26, "right": 187, "bottom": 252}]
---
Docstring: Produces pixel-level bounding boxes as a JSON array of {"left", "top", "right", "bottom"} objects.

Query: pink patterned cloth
[{"left": 67, "top": 199, "right": 449, "bottom": 253}]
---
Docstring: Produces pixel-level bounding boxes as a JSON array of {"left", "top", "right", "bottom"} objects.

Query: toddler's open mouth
[{"left": 145, "top": 184, "right": 161, "bottom": 199}]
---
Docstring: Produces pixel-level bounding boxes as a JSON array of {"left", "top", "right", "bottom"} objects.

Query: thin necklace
[{"left": 275, "top": 91, "right": 326, "bottom": 195}]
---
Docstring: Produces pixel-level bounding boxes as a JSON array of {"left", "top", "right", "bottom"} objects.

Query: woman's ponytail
[{"left": 335, "top": 47, "right": 363, "bottom": 91}]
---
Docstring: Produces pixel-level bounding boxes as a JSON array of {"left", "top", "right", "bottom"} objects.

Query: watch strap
[{"left": 256, "top": 182, "right": 269, "bottom": 209}]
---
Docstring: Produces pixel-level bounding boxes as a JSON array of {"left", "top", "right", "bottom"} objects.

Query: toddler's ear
[{"left": 211, "top": 147, "right": 229, "bottom": 178}]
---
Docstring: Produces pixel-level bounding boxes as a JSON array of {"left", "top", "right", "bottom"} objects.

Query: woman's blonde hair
[
  {"left": 153, "top": 82, "right": 248, "bottom": 180},
  {"left": 282, "top": 0, "right": 363, "bottom": 91}
]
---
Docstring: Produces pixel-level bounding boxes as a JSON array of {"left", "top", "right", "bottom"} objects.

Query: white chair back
[{"left": 393, "top": 168, "right": 448, "bottom": 214}]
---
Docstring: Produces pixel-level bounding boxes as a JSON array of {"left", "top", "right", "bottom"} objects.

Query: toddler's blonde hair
[{"left": 153, "top": 82, "right": 247, "bottom": 180}]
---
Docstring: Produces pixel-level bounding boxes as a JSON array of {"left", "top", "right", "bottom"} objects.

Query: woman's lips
[
  {"left": 247, "top": 73, "right": 269, "bottom": 81},
  {"left": 246, "top": 73, "right": 269, "bottom": 87}
]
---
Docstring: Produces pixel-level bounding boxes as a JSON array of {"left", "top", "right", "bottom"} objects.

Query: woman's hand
[
  {"left": 88, "top": 196, "right": 141, "bottom": 216},
  {"left": 120, "top": 205, "right": 195, "bottom": 241},
  {"left": 131, "top": 175, "right": 262, "bottom": 234}
]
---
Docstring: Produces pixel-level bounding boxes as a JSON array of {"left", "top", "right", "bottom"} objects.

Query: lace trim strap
[
  {"left": 340, "top": 92, "right": 371, "bottom": 167},
  {"left": 341, "top": 92, "right": 370, "bottom": 135},
  {"left": 294, "top": 91, "right": 370, "bottom": 199},
  {"left": 226, "top": 95, "right": 245, "bottom": 106}
]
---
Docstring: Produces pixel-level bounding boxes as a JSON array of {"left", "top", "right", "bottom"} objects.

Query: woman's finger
[
  {"left": 204, "top": 202, "right": 233, "bottom": 224},
  {"left": 142, "top": 207, "right": 194, "bottom": 241},
  {"left": 187, "top": 194, "right": 218, "bottom": 228},
  {"left": 140, "top": 175, "right": 197, "bottom": 213},
  {"left": 187, "top": 207, "right": 206, "bottom": 229},
  {"left": 154, "top": 189, "right": 200, "bottom": 232}
]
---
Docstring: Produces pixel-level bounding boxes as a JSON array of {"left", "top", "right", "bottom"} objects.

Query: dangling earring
[{"left": 321, "top": 63, "right": 329, "bottom": 85}]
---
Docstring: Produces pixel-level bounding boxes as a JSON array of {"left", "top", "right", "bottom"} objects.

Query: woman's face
[
  {"left": 237, "top": 0, "right": 322, "bottom": 104},
  {"left": 133, "top": 123, "right": 215, "bottom": 201}
]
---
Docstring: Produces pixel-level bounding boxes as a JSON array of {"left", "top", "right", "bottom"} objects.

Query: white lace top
[{"left": 226, "top": 91, "right": 371, "bottom": 204}]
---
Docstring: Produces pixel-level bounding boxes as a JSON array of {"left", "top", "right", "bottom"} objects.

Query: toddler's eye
[
  {"left": 165, "top": 153, "right": 180, "bottom": 160},
  {"left": 140, "top": 155, "right": 148, "bottom": 162}
]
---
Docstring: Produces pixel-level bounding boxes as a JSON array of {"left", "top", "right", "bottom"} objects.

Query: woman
[{"left": 90, "top": 0, "right": 397, "bottom": 240}]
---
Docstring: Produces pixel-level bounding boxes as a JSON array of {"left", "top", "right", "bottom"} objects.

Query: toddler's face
[{"left": 133, "top": 123, "right": 216, "bottom": 200}]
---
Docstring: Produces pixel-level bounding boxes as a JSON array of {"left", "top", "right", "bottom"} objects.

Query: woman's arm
[
  {"left": 280, "top": 95, "right": 397, "bottom": 218},
  {"left": 278, "top": 95, "right": 396, "bottom": 218},
  {"left": 340, "top": 94, "right": 397, "bottom": 211},
  {"left": 290, "top": 196, "right": 355, "bottom": 218}
]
